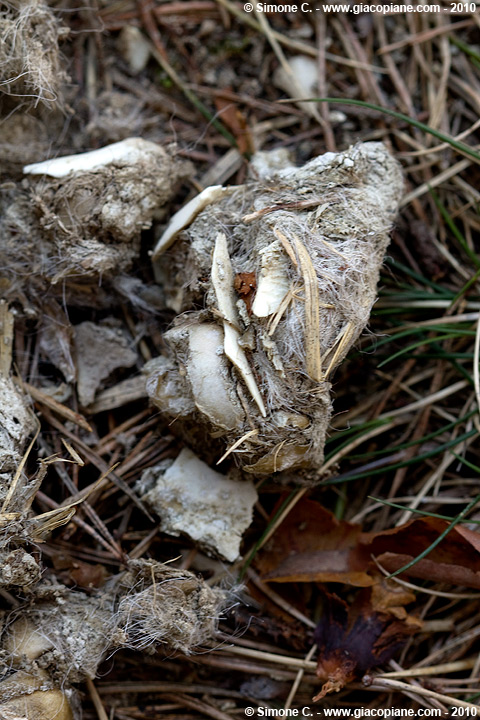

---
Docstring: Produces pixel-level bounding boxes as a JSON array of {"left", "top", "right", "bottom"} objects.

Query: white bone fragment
[
  {"left": 152, "top": 185, "right": 227, "bottom": 259},
  {"left": 273, "top": 56, "right": 320, "bottom": 120},
  {"left": 119, "top": 26, "right": 151, "bottom": 74},
  {"left": 211, "top": 233, "right": 266, "bottom": 417},
  {"left": 273, "top": 410, "right": 310, "bottom": 430},
  {"left": 23, "top": 137, "right": 163, "bottom": 177},
  {"left": 252, "top": 240, "right": 291, "bottom": 317},
  {"left": 142, "top": 448, "right": 258, "bottom": 561},
  {"left": 188, "top": 324, "right": 244, "bottom": 431}
]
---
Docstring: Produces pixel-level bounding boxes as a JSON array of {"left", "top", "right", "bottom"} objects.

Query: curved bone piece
[
  {"left": 152, "top": 185, "right": 228, "bottom": 259},
  {"left": 24, "top": 137, "right": 164, "bottom": 177}
]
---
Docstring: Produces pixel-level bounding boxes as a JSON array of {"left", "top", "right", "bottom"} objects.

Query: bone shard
[
  {"left": 211, "top": 232, "right": 266, "bottom": 418},
  {"left": 23, "top": 137, "right": 163, "bottom": 177},
  {"left": 141, "top": 448, "right": 258, "bottom": 561}
]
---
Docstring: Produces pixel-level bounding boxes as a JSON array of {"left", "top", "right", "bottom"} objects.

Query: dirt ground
[{"left": 1, "top": 1, "right": 480, "bottom": 718}]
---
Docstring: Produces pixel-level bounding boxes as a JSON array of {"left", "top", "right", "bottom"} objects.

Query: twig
[{"left": 369, "top": 676, "right": 480, "bottom": 710}]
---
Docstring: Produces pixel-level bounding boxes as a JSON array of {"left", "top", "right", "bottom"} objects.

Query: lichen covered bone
[{"left": 148, "top": 143, "right": 403, "bottom": 475}]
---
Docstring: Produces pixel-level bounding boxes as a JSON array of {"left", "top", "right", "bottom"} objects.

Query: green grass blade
[
  {"left": 322, "top": 428, "right": 479, "bottom": 485},
  {"left": 384, "top": 257, "right": 455, "bottom": 295},
  {"left": 387, "top": 490, "right": 480, "bottom": 579},
  {"left": 305, "top": 98, "right": 480, "bottom": 164},
  {"left": 348, "top": 409, "right": 478, "bottom": 460},
  {"left": 378, "top": 332, "right": 465, "bottom": 368},
  {"left": 368, "top": 496, "right": 480, "bottom": 526},
  {"left": 430, "top": 188, "right": 480, "bottom": 270}
]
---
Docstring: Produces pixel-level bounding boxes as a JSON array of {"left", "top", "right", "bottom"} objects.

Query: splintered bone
[
  {"left": 212, "top": 233, "right": 266, "bottom": 417},
  {"left": 152, "top": 185, "right": 229, "bottom": 259},
  {"left": 23, "top": 138, "right": 163, "bottom": 177},
  {"left": 140, "top": 448, "right": 258, "bottom": 561},
  {"left": 146, "top": 142, "right": 404, "bottom": 477}
]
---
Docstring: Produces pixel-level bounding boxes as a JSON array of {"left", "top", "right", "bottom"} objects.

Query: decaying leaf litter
[{"left": 1, "top": 1, "right": 480, "bottom": 717}]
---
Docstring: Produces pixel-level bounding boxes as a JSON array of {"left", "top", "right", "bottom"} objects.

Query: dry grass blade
[
  {"left": 292, "top": 235, "right": 322, "bottom": 382},
  {"left": 216, "top": 645, "right": 317, "bottom": 672},
  {"left": 86, "top": 678, "right": 109, "bottom": 720},
  {"left": 216, "top": 429, "right": 258, "bottom": 465},
  {"left": 378, "top": 659, "right": 478, "bottom": 678},
  {"left": 29, "top": 464, "right": 118, "bottom": 540},
  {"left": 370, "top": 677, "right": 480, "bottom": 710},
  {"left": 19, "top": 380, "right": 93, "bottom": 433},
  {"left": 285, "top": 644, "right": 317, "bottom": 709},
  {"left": 267, "top": 283, "right": 297, "bottom": 336},
  {"left": 0, "top": 300, "right": 14, "bottom": 376},
  {"left": 274, "top": 227, "right": 322, "bottom": 382},
  {"left": 1, "top": 422, "right": 40, "bottom": 514},
  {"left": 30, "top": 505, "right": 77, "bottom": 540},
  {"left": 324, "top": 322, "right": 356, "bottom": 380}
]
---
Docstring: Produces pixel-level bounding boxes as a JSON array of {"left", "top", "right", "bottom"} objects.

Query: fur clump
[
  {"left": 0, "top": 0, "right": 68, "bottom": 108},
  {"left": 3, "top": 591, "right": 112, "bottom": 684},
  {"left": 0, "top": 560, "right": 227, "bottom": 718},
  {"left": 0, "top": 140, "right": 191, "bottom": 311},
  {"left": 148, "top": 143, "right": 403, "bottom": 475},
  {"left": 111, "top": 560, "right": 227, "bottom": 654}
]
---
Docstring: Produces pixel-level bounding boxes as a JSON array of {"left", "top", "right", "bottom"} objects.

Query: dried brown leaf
[
  {"left": 258, "top": 499, "right": 480, "bottom": 589},
  {"left": 257, "top": 498, "right": 373, "bottom": 586}
]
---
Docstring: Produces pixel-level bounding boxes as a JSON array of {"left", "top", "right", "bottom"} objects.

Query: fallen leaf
[
  {"left": 255, "top": 499, "right": 480, "bottom": 698},
  {"left": 257, "top": 498, "right": 480, "bottom": 589},
  {"left": 234, "top": 272, "right": 256, "bottom": 314},
  {"left": 69, "top": 560, "right": 107, "bottom": 589},
  {"left": 313, "top": 581, "right": 420, "bottom": 700},
  {"left": 214, "top": 93, "right": 253, "bottom": 155},
  {"left": 366, "top": 517, "right": 480, "bottom": 589},
  {"left": 52, "top": 553, "right": 107, "bottom": 589},
  {"left": 256, "top": 498, "right": 373, "bottom": 586}
]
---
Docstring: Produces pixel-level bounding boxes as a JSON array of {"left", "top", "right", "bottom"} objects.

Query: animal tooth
[{"left": 252, "top": 240, "right": 291, "bottom": 318}]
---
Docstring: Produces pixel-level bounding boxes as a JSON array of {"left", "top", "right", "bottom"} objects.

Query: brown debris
[{"left": 314, "top": 584, "right": 420, "bottom": 700}]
